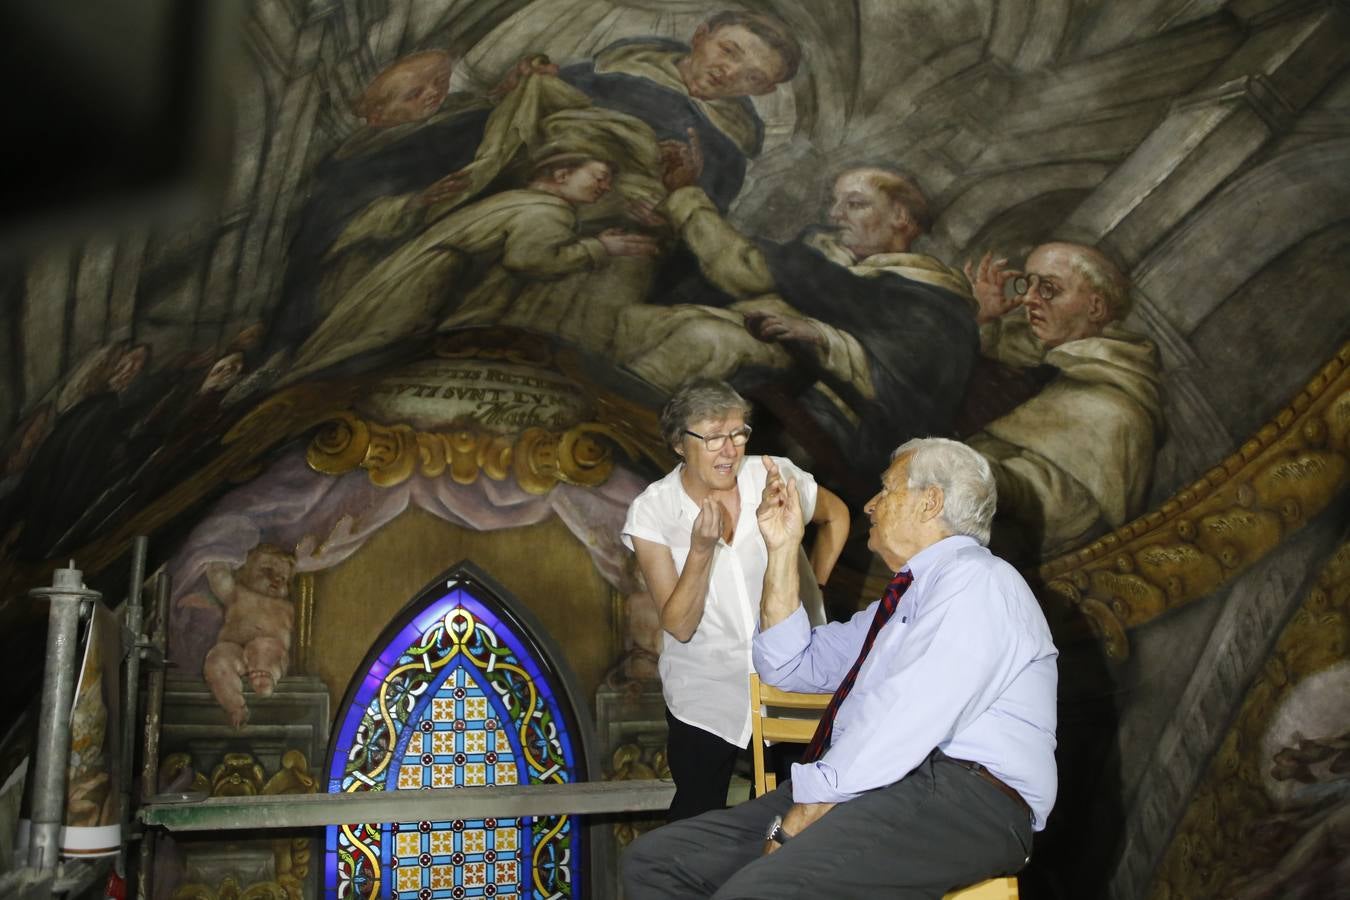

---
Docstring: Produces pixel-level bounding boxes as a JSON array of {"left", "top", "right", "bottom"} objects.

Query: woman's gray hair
[
  {"left": 660, "top": 378, "right": 752, "bottom": 449},
  {"left": 893, "top": 437, "right": 997, "bottom": 545}
]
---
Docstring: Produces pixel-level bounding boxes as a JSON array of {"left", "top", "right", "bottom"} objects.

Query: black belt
[{"left": 944, "top": 756, "right": 1031, "bottom": 818}]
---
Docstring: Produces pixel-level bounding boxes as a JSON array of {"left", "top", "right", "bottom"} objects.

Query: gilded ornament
[
  {"left": 513, "top": 427, "right": 562, "bottom": 494},
  {"left": 306, "top": 412, "right": 370, "bottom": 474},
  {"left": 447, "top": 429, "right": 480, "bottom": 484},
  {"left": 1302, "top": 416, "right": 1326, "bottom": 446},
  {"left": 1090, "top": 570, "right": 1165, "bottom": 623},
  {"left": 1033, "top": 346, "right": 1349, "bottom": 656},
  {"left": 478, "top": 433, "right": 514, "bottom": 480},
  {"left": 415, "top": 432, "right": 446, "bottom": 477},
  {"left": 1074, "top": 597, "right": 1129, "bottom": 660},
  {"left": 211, "top": 753, "right": 266, "bottom": 796}
]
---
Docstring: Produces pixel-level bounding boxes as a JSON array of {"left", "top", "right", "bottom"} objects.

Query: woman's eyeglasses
[{"left": 684, "top": 426, "right": 752, "bottom": 451}]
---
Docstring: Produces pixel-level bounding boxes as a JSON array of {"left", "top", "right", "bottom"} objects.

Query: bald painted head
[{"left": 1019, "top": 242, "right": 1130, "bottom": 348}]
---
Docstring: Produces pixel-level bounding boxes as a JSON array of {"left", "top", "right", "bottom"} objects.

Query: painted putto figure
[{"left": 202, "top": 542, "right": 298, "bottom": 728}]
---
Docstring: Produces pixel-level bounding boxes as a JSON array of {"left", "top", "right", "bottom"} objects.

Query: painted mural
[{"left": 0, "top": 2, "right": 1348, "bottom": 899}]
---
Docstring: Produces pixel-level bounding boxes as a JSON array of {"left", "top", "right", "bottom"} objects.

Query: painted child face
[
  {"left": 245, "top": 549, "right": 295, "bottom": 598},
  {"left": 363, "top": 55, "right": 451, "bottom": 126},
  {"left": 554, "top": 160, "right": 614, "bottom": 205}
]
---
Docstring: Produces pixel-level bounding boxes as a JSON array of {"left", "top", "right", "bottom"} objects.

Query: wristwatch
[{"left": 765, "top": 815, "right": 792, "bottom": 845}]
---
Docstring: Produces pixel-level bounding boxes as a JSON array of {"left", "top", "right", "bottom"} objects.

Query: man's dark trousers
[{"left": 622, "top": 750, "right": 1032, "bottom": 899}]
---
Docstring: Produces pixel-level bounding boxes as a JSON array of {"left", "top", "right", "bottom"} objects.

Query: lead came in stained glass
[{"left": 325, "top": 577, "right": 584, "bottom": 898}]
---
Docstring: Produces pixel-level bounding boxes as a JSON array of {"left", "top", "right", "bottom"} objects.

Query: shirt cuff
[
  {"left": 658, "top": 186, "right": 717, "bottom": 232},
  {"left": 789, "top": 759, "right": 857, "bottom": 805},
  {"left": 753, "top": 606, "right": 811, "bottom": 667}
]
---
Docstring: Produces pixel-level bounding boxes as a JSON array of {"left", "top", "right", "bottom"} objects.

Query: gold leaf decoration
[{"left": 1038, "top": 342, "right": 1350, "bottom": 659}]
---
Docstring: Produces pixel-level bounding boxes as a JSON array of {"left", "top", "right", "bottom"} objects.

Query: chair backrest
[
  {"left": 748, "top": 673, "right": 830, "bottom": 796},
  {"left": 746, "top": 674, "right": 1019, "bottom": 900}
]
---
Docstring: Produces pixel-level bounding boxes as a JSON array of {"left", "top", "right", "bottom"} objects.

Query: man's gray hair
[
  {"left": 660, "top": 378, "right": 752, "bottom": 449},
  {"left": 893, "top": 437, "right": 997, "bottom": 545}
]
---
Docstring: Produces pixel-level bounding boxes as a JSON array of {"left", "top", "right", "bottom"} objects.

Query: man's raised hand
[{"left": 756, "top": 457, "right": 804, "bottom": 551}]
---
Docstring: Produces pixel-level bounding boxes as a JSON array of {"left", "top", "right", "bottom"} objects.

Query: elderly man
[
  {"left": 623, "top": 437, "right": 1058, "bottom": 898},
  {"left": 621, "top": 167, "right": 978, "bottom": 498},
  {"left": 964, "top": 243, "right": 1163, "bottom": 559}
]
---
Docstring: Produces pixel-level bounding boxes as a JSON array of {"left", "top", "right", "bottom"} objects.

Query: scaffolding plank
[{"left": 141, "top": 779, "right": 675, "bottom": 831}]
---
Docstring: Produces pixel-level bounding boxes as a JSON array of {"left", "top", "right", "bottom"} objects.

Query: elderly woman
[{"left": 622, "top": 378, "right": 849, "bottom": 820}]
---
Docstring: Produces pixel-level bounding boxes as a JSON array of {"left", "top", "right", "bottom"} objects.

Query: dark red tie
[{"left": 800, "top": 570, "right": 914, "bottom": 763}]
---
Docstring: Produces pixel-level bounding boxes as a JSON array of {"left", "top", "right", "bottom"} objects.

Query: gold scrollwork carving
[
  {"left": 170, "top": 750, "right": 316, "bottom": 900},
  {"left": 1040, "top": 342, "right": 1350, "bottom": 659},
  {"left": 305, "top": 411, "right": 369, "bottom": 474},
  {"left": 305, "top": 414, "right": 621, "bottom": 494}
]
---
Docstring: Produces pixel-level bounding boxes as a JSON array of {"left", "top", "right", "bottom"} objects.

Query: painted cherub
[{"left": 202, "top": 543, "right": 297, "bottom": 728}]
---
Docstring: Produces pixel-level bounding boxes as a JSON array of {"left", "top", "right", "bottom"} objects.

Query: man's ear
[
  {"left": 920, "top": 485, "right": 945, "bottom": 522},
  {"left": 1087, "top": 292, "right": 1111, "bottom": 324},
  {"left": 884, "top": 205, "right": 918, "bottom": 251},
  {"left": 691, "top": 23, "right": 710, "bottom": 46}
]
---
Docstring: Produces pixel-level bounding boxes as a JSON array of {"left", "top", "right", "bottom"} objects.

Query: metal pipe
[
  {"left": 28, "top": 563, "right": 101, "bottom": 871},
  {"left": 141, "top": 779, "right": 678, "bottom": 831},
  {"left": 136, "top": 569, "right": 171, "bottom": 900},
  {"left": 140, "top": 571, "right": 169, "bottom": 805},
  {"left": 118, "top": 537, "right": 149, "bottom": 873}
]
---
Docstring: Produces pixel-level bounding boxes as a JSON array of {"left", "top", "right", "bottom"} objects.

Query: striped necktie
[{"left": 800, "top": 569, "right": 914, "bottom": 763}]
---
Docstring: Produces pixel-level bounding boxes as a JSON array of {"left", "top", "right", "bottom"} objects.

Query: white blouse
[{"left": 621, "top": 455, "right": 818, "bottom": 746}]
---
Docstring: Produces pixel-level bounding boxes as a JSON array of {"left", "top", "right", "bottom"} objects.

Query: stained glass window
[{"left": 325, "top": 569, "right": 586, "bottom": 899}]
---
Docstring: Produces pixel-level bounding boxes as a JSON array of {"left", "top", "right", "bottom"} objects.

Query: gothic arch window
[{"left": 324, "top": 562, "right": 590, "bottom": 898}]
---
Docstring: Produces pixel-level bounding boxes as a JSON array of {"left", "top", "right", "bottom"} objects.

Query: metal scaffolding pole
[
  {"left": 136, "top": 569, "right": 170, "bottom": 900},
  {"left": 141, "top": 779, "right": 676, "bottom": 831},
  {"left": 118, "top": 537, "right": 149, "bottom": 875},
  {"left": 27, "top": 563, "right": 101, "bottom": 871}
]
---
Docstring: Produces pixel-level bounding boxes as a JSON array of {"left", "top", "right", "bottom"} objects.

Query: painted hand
[
  {"left": 964, "top": 251, "right": 1024, "bottom": 324},
  {"left": 744, "top": 312, "right": 824, "bottom": 347},
  {"left": 417, "top": 169, "right": 470, "bottom": 207},
  {"left": 598, "top": 229, "right": 660, "bottom": 257},
  {"left": 489, "top": 54, "right": 560, "bottom": 100},
  {"left": 658, "top": 127, "right": 705, "bottom": 192}
]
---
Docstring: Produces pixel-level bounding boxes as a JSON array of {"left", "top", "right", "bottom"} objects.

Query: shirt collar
[{"left": 899, "top": 534, "right": 981, "bottom": 580}]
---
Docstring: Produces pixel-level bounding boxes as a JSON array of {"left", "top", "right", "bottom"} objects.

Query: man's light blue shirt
[{"left": 753, "top": 535, "right": 1059, "bottom": 829}]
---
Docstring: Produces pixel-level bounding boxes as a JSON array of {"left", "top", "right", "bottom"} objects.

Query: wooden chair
[{"left": 749, "top": 674, "right": 1021, "bottom": 900}]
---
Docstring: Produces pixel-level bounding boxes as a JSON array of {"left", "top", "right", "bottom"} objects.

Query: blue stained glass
[{"left": 324, "top": 575, "right": 585, "bottom": 898}]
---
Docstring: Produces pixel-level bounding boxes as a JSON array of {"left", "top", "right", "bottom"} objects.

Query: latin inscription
[{"left": 360, "top": 359, "right": 588, "bottom": 432}]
